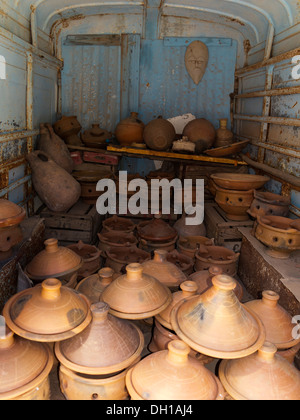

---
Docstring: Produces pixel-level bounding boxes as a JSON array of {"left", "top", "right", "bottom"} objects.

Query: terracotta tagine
[
  {"left": 0, "top": 316, "right": 53, "bottom": 400},
  {"left": 177, "top": 235, "right": 214, "bottom": 260},
  {"left": 166, "top": 250, "right": 194, "bottom": 276},
  {"left": 143, "top": 116, "right": 176, "bottom": 151},
  {"left": 25, "top": 238, "right": 83, "bottom": 284},
  {"left": 214, "top": 119, "right": 234, "bottom": 149},
  {"left": 126, "top": 340, "right": 225, "bottom": 400},
  {"left": 245, "top": 290, "right": 300, "bottom": 350},
  {"left": 38, "top": 123, "right": 74, "bottom": 173},
  {"left": 254, "top": 215, "right": 300, "bottom": 259},
  {"left": 0, "top": 198, "right": 26, "bottom": 260},
  {"left": 100, "top": 263, "right": 172, "bottom": 320},
  {"left": 102, "top": 215, "right": 136, "bottom": 233},
  {"left": 194, "top": 244, "right": 240, "bottom": 276},
  {"left": 215, "top": 186, "right": 254, "bottom": 221},
  {"left": 3, "top": 278, "right": 92, "bottom": 342},
  {"left": 182, "top": 118, "right": 216, "bottom": 152},
  {"left": 137, "top": 215, "right": 178, "bottom": 244},
  {"left": 141, "top": 249, "right": 187, "bottom": 290},
  {"left": 26, "top": 151, "right": 81, "bottom": 213},
  {"left": 53, "top": 115, "right": 82, "bottom": 146},
  {"left": 173, "top": 213, "right": 207, "bottom": 238},
  {"left": 171, "top": 274, "right": 266, "bottom": 359},
  {"left": 115, "top": 112, "right": 145, "bottom": 146},
  {"left": 139, "top": 236, "right": 178, "bottom": 253},
  {"left": 105, "top": 245, "right": 151, "bottom": 274},
  {"left": 248, "top": 190, "right": 290, "bottom": 219},
  {"left": 211, "top": 172, "right": 270, "bottom": 191},
  {"left": 67, "top": 241, "right": 102, "bottom": 278},
  {"left": 75, "top": 267, "right": 118, "bottom": 305},
  {"left": 81, "top": 124, "right": 111, "bottom": 149},
  {"left": 97, "top": 230, "right": 138, "bottom": 252},
  {"left": 219, "top": 341, "right": 300, "bottom": 400},
  {"left": 189, "top": 266, "right": 244, "bottom": 301}
]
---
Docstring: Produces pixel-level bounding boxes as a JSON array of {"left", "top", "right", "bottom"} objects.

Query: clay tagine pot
[
  {"left": 53, "top": 115, "right": 82, "bottom": 146},
  {"left": 0, "top": 199, "right": 26, "bottom": 260},
  {"left": 219, "top": 341, "right": 300, "bottom": 400},
  {"left": 137, "top": 215, "right": 178, "bottom": 244},
  {"left": 81, "top": 124, "right": 111, "bottom": 149},
  {"left": 248, "top": 190, "right": 290, "bottom": 219},
  {"left": 105, "top": 245, "right": 151, "bottom": 274},
  {"left": 115, "top": 112, "right": 145, "bottom": 147},
  {"left": 194, "top": 244, "right": 240, "bottom": 276},
  {"left": 245, "top": 290, "right": 300, "bottom": 350},
  {"left": 254, "top": 215, "right": 300, "bottom": 259},
  {"left": 215, "top": 186, "right": 254, "bottom": 221},
  {"left": 67, "top": 241, "right": 102, "bottom": 279},
  {"left": 189, "top": 266, "right": 244, "bottom": 301},
  {"left": 177, "top": 235, "right": 214, "bottom": 260},
  {"left": 211, "top": 172, "right": 270, "bottom": 191},
  {"left": 97, "top": 230, "right": 138, "bottom": 252},
  {"left": 166, "top": 249, "right": 194, "bottom": 276},
  {"left": 25, "top": 238, "right": 83, "bottom": 284},
  {"left": 126, "top": 340, "right": 225, "bottom": 400},
  {"left": 0, "top": 316, "right": 53, "bottom": 400},
  {"left": 102, "top": 215, "right": 136, "bottom": 233},
  {"left": 173, "top": 213, "right": 206, "bottom": 238},
  {"left": 75, "top": 267, "right": 119, "bottom": 305},
  {"left": 171, "top": 274, "right": 266, "bottom": 359},
  {"left": 3, "top": 278, "right": 92, "bottom": 342},
  {"left": 141, "top": 249, "right": 187, "bottom": 290},
  {"left": 101, "top": 263, "right": 172, "bottom": 320}
]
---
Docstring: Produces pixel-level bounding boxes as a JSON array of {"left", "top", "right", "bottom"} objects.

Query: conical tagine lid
[
  {"left": 0, "top": 316, "right": 53, "bottom": 400},
  {"left": 75, "top": 267, "right": 118, "bottom": 304},
  {"left": 0, "top": 199, "right": 26, "bottom": 228},
  {"left": 141, "top": 249, "right": 187, "bottom": 289},
  {"left": 137, "top": 215, "right": 177, "bottom": 243},
  {"left": 245, "top": 290, "right": 300, "bottom": 350},
  {"left": 126, "top": 340, "right": 225, "bottom": 400},
  {"left": 55, "top": 302, "right": 144, "bottom": 375},
  {"left": 171, "top": 275, "right": 266, "bottom": 359},
  {"left": 25, "top": 238, "right": 82, "bottom": 280},
  {"left": 101, "top": 263, "right": 172, "bottom": 319},
  {"left": 219, "top": 342, "right": 300, "bottom": 400},
  {"left": 3, "top": 278, "right": 92, "bottom": 342}
]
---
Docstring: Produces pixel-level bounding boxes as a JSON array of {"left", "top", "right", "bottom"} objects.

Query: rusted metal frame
[
  {"left": 290, "top": 204, "right": 300, "bottom": 218},
  {"left": 234, "top": 114, "right": 300, "bottom": 127},
  {"left": 264, "top": 24, "right": 275, "bottom": 61},
  {"left": 0, "top": 175, "right": 32, "bottom": 198},
  {"left": 235, "top": 86, "right": 300, "bottom": 99},
  {"left": 0, "top": 130, "right": 39, "bottom": 143},
  {"left": 26, "top": 52, "right": 34, "bottom": 215}
]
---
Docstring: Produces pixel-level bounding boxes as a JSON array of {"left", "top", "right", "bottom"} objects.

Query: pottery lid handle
[
  {"left": 44, "top": 238, "right": 59, "bottom": 253},
  {"left": 262, "top": 290, "right": 280, "bottom": 306},
  {"left": 126, "top": 263, "right": 144, "bottom": 280},
  {"left": 180, "top": 281, "right": 198, "bottom": 296},
  {"left": 91, "top": 302, "right": 110, "bottom": 322},
  {"left": 153, "top": 249, "right": 167, "bottom": 262},
  {"left": 212, "top": 275, "right": 237, "bottom": 291},
  {"left": 257, "top": 342, "right": 277, "bottom": 362},
  {"left": 41, "top": 278, "right": 62, "bottom": 300},
  {"left": 166, "top": 340, "right": 190, "bottom": 365}
]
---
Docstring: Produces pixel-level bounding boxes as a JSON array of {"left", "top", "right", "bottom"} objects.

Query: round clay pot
[
  {"left": 171, "top": 275, "right": 266, "bottom": 359},
  {"left": 25, "top": 238, "right": 83, "bottom": 283},
  {"left": 67, "top": 241, "right": 102, "bottom": 278},
  {"left": 0, "top": 225, "right": 23, "bottom": 259},
  {"left": 214, "top": 119, "right": 234, "bottom": 149},
  {"left": 102, "top": 215, "right": 136, "bottom": 233},
  {"left": 245, "top": 290, "right": 300, "bottom": 350},
  {"left": 177, "top": 235, "right": 214, "bottom": 260},
  {"left": 143, "top": 116, "right": 176, "bottom": 151},
  {"left": 182, "top": 118, "right": 216, "bottom": 150},
  {"left": 148, "top": 319, "right": 214, "bottom": 365},
  {"left": 194, "top": 244, "right": 240, "bottom": 276},
  {"left": 38, "top": 123, "right": 74, "bottom": 173},
  {"left": 26, "top": 151, "right": 81, "bottom": 213},
  {"left": 126, "top": 340, "right": 225, "bottom": 400},
  {"left": 98, "top": 230, "right": 138, "bottom": 252},
  {"left": 173, "top": 213, "right": 206, "bottom": 238},
  {"left": 219, "top": 341, "right": 300, "bottom": 400},
  {"left": 100, "top": 263, "right": 172, "bottom": 320},
  {"left": 81, "top": 124, "right": 111, "bottom": 149},
  {"left": 76, "top": 267, "right": 118, "bottom": 304},
  {"left": 137, "top": 215, "right": 177, "bottom": 244},
  {"left": 141, "top": 249, "right": 187, "bottom": 290},
  {"left": 189, "top": 266, "right": 244, "bottom": 301},
  {"left": 0, "top": 199, "right": 26, "bottom": 258},
  {"left": 115, "top": 112, "right": 145, "bottom": 146},
  {"left": 166, "top": 250, "right": 194, "bottom": 276},
  {"left": 211, "top": 173, "right": 270, "bottom": 191},
  {"left": 105, "top": 245, "right": 151, "bottom": 273},
  {"left": 215, "top": 187, "right": 254, "bottom": 221},
  {"left": 248, "top": 191, "right": 290, "bottom": 219},
  {"left": 254, "top": 215, "right": 300, "bottom": 259},
  {"left": 53, "top": 115, "right": 82, "bottom": 146},
  {"left": 0, "top": 316, "right": 53, "bottom": 400},
  {"left": 3, "top": 278, "right": 92, "bottom": 342}
]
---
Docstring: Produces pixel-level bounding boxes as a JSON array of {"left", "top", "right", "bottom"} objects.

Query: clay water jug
[
  {"left": 143, "top": 116, "right": 176, "bottom": 151},
  {"left": 38, "top": 123, "right": 74, "bottom": 173},
  {"left": 26, "top": 151, "right": 81, "bottom": 213},
  {"left": 214, "top": 119, "right": 234, "bottom": 149},
  {"left": 115, "top": 112, "right": 145, "bottom": 146}
]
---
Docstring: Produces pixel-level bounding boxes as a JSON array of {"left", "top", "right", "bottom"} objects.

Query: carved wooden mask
[{"left": 185, "top": 41, "right": 209, "bottom": 85}]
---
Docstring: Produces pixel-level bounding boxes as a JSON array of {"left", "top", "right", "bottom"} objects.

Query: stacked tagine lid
[
  {"left": 137, "top": 215, "right": 178, "bottom": 244},
  {"left": 0, "top": 316, "right": 53, "bottom": 400},
  {"left": 219, "top": 341, "right": 300, "bottom": 400},
  {"left": 126, "top": 340, "right": 225, "bottom": 400},
  {"left": 171, "top": 274, "right": 266, "bottom": 359},
  {"left": 55, "top": 302, "right": 144, "bottom": 400},
  {"left": 101, "top": 263, "right": 172, "bottom": 320}
]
